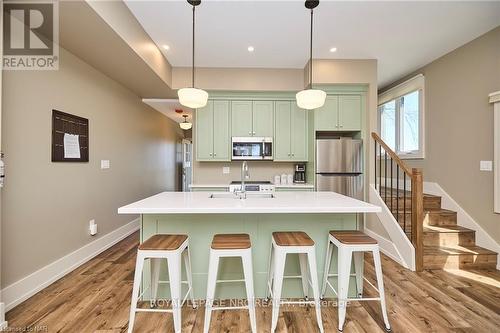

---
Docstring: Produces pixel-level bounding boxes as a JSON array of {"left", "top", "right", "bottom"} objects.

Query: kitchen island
[{"left": 118, "top": 191, "right": 381, "bottom": 299}]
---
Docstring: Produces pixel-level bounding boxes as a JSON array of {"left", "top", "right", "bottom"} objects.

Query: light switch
[
  {"left": 223, "top": 166, "right": 230, "bottom": 174},
  {"left": 101, "top": 160, "right": 110, "bottom": 169},
  {"left": 480, "top": 160, "right": 493, "bottom": 171}
]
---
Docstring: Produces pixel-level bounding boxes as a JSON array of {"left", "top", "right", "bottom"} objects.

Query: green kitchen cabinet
[
  {"left": 338, "top": 95, "right": 362, "bottom": 131},
  {"left": 196, "top": 100, "right": 230, "bottom": 161},
  {"left": 231, "top": 101, "right": 253, "bottom": 136},
  {"left": 314, "top": 95, "right": 362, "bottom": 131},
  {"left": 252, "top": 101, "right": 274, "bottom": 137},
  {"left": 231, "top": 100, "right": 274, "bottom": 137},
  {"left": 274, "top": 101, "right": 308, "bottom": 161},
  {"left": 314, "top": 96, "right": 339, "bottom": 131}
]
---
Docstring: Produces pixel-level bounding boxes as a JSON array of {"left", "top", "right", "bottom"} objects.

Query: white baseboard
[
  {"left": 0, "top": 302, "right": 6, "bottom": 330},
  {"left": 1, "top": 218, "right": 140, "bottom": 312},
  {"left": 423, "top": 182, "right": 500, "bottom": 270}
]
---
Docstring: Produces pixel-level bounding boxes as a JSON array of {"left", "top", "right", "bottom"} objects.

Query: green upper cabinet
[
  {"left": 195, "top": 100, "right": 231, "bottom": 161},
  {"left": 195, "top": 101, "right": 214, "bottom": 160},
  {"left": 274, "top": 101, "right": 308, "bottom": 161},
  {"left": 314, "top": 96, "right": 339, "bottom": 131},
  {"left": 212, "top": 101, "right": 231, "bottom": 161},
  {"left": 338, "top": 95, "right": 362, "bottom": 131},
  {"left": 231, "top": 100, "right": 274, "bottom": 137},
  {"left": 291, "top": 104, "right": 308, "bottom": 161},
  {"left": 252, "top": 101, "right": 274, "bottom": 137},
  {"left": 274, "top": 101, "right": 292, "bottom": 160},
  {"left": 314, "top": 94, "right": 362, "bottom": 131},
  {"left": 231, "top": 101, "right": 253, "bottom": 136}
]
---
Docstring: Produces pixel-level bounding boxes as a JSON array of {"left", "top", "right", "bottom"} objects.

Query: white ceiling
[
  {"left": 126, "top": 0, "right": 500, "bottom": 86},
  {"left": 142, "top": 99, "right": 193, "bottom": 124}
]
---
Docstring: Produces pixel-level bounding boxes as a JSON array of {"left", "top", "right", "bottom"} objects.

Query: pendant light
[
  {"left": 178, "top": 0, "right": 208, "bottom": 109},
  {"left": 179, "top": 114, "right": 193, "bottom": 130},
  {"left": 296, "top": 0, "right": 326, "bottom": 110}
]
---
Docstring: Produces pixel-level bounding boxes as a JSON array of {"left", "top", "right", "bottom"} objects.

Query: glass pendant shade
[
  {"left": 296, "top": 88, "right": 326, "bottom": 110},
  {"left": 178, "top": 87, "right": 208, "bottom": 109},
  {"left": 179, "top": 120, "right": 193, "bottom": 130}
]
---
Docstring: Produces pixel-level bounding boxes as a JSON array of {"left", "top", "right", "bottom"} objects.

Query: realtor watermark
[{"left": 3, "top": 0, "right": 59, "bottom": 70}]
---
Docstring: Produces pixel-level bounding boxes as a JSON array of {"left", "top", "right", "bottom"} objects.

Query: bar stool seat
[
  {"left": 204, "top": 234, "right": 257, "bottom": 333},
  {"left": 321, "top": 230, "right": 391, "bottom": 332},
  {"left": 267, "top": 231, "right": 324, "bottom": 333},
  {"left": 211, "top": 233, "right": 251, "bottom": 249},
  {"left": 128, "top": 234, "right": 195, "bottom": 333}
]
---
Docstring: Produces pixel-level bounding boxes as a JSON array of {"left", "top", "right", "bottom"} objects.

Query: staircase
[{"left": 381, "top": 188, "right": 498, "bottom": 270}]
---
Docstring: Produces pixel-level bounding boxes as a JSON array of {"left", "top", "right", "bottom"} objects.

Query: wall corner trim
[
  {"left": 1, "top": 218, "right": 140, "bottom": 312},
  {"left": 489, "top": 91, "right": 500, "bottom": 213},
  {"left": 489, "top": 91, "right": 500, "bottom": 104},
  {"left": 0, "top": 303, "right": 7, "bottom": 330}
]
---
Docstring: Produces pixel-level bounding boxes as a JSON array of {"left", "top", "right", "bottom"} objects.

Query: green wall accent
[{"left": 140, "top": 213, "right": 360, "bottom": 301}]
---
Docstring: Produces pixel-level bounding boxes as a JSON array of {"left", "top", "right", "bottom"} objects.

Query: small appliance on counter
[
  {"left": 293, "top": 163, "right": 306, "bottom": 183},
  {"left": 229, "top": 181, "right": 275, "bottom": 193}
]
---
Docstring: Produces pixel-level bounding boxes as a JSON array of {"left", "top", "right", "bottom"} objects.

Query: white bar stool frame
[
  {"left": 266, "top": 237, "right": 324, "bottom": 333},
  {"left": 128, "top": 238, "right": 195, "bottom": 333},
  {"left": 203, "top": 247, "right": 257, "bottom": 333},
  {"left": 321, "top": 233, "right": 391, "bottom": 332}
]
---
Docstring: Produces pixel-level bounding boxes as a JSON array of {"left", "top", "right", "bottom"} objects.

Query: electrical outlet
[
  {"left": 101, "top": 160, "right": 110, "bottom": 169},
  {"left": 89, "top": 219, "right": 98, "bottom": 236},
  {"left": 480, "top": 160, "right": 493, "bottom": 171},
  {"left": 223, "top": 166, "right": 230, "bottom": 174}
]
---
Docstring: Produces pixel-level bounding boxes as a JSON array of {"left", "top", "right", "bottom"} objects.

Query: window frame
[{"left": 378, "top": 75, "right": 425, "bottom": 159}]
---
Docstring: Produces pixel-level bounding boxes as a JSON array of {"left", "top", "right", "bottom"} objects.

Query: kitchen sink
[{"left": 208, "top": 192, "right": 275, "bottom": 199}]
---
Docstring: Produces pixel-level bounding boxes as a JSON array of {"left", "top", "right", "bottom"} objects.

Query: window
[{"left": 378, "top": 75, "right": 424, "bottom": 158}]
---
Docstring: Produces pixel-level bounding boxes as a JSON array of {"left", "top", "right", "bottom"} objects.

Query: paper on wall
[{"left": 63, "top": 133, "right": 81, "bottom": 159}]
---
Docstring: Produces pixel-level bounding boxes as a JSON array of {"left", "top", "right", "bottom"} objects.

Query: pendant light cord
[
  {"left": 309, "top": 8, "right": 313, "bottom": 89},
  {"left": 192, "top": 5, "right": 195, "bottom": 88}
]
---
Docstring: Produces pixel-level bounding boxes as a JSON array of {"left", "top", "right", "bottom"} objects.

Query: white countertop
[
  {"left": 118, "top": 191, "right": 381, "bottom": 214},
  {"left": 189, "top": 184, "right": 229, "bottom": 188},
  {"left": 275, "top": 183, "right": 315, "bottom": 188}
]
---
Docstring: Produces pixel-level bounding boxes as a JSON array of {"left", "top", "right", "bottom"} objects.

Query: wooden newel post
[{"left": 411, "top": 168, "right": 424, "bottom": 271}]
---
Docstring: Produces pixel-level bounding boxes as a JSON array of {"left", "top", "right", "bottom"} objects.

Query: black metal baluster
[
  {"left": 396, "top": 165, "right": 400, "bottom": 226},
  {"left": 374, "top": 141, "right": 377, "bottom": 191},
  {"left": 379, "top": 144, "right": 382, "bottom": 196},
  {"left": 390, "top": 158, "right": 393, "bottom": 213},
  {"left": 384, "top": 150, "right": 388, "bottom": 203}
]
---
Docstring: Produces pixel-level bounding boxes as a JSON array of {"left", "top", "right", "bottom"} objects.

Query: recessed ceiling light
[
  {"left": 329, "top": 47, "right": 337, "bottom": 53},
  {"left": 247, "top": 46, "right": 255, "bottom": 52},
  {"left": 162, "top": 45, "right": 170, "bottom": 51}
]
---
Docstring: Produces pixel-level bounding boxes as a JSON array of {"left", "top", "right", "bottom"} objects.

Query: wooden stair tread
[
  {"left": 423, "top": 225, "right": 475, "bottom": 233},
  {"left": 424, "top": 245, "right": 497, "bottom": 256}
]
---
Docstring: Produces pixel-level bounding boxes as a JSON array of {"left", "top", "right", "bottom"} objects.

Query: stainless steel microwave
[{"left": 232, "top": 137, "right": 273, "bottom": 160}]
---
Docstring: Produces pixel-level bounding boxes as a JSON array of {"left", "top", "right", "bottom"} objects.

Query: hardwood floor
[{"left": 6, "top": 232, "right": 500, "bottom": 332}]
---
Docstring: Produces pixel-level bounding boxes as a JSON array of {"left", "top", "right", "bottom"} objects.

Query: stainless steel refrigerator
[{"left": 315, "top": 138, "right": 363, "bottom": 199}]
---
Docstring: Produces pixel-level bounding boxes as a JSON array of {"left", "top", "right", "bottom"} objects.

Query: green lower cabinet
[
  {"left": 274, "top": 101, "right": 308, "bottom": 161},
  {"left": 338, "top": 95, "right": 362, "bottom": 131},
  {"left": 195, "top": 101, "right": 230, "bottom": 161}
]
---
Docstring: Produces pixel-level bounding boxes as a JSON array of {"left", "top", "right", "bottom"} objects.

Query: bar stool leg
[
  {"left": 150, "top": 258, "right": 161, "bottom": 307},
  {"left": 271, "top": 249, "right": 286, "bottom": 333},
  {"left": 128, "top": 252, "right": 145, "bottom": 333},
  {"left": 299, "top": 253, "right": 310, "bottom": 299},
  {"left": 204, "top": 250, "right": 219, "bottom": 333},
  {"left": 337, "top": 247, "right": 352, "bottom": 332},
  {"left": 266, "top": 244, "right": 275, "bottom": 300},
  {"left": 183, "top": 246, "right": 196, "bottom": 308},
  {"left": 372, "top": 249, "right": 391, "bottom": 331},
  {"left": 242, "top": 249, "right": 257, "bottom": 333},
  {"left": 167, "top": 255, "right": 182, "bottom": 333},
  {"left": 353, "top": 252, "right": 364, "bottom": 297},
  {"left": 321, "top": 239, "right": 334, "bottom": 298},
  {"left": 306, "top": 248, "right": 324, "bottom": 333}
]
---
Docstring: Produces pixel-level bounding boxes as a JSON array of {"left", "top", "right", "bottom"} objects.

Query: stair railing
[{"left": 372, "top": 132, "right": 424, "bottom": 271}]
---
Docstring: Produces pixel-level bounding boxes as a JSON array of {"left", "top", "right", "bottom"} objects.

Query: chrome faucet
[{"left": 239, "top": 161, "right": 250, "bottom": 198}]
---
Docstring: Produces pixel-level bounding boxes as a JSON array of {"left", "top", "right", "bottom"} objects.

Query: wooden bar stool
[
  {"left": 266, "top": 231, "right": 324, "bottom": 333},
  {"left": 321, "top": 231, "right": 391, "bottom": 332},
  {"left": 204, "top": 234, "right": 257, "bottom": 333},
  {"left": 128, "top": 234, "right": 195, "bottom": 333}
]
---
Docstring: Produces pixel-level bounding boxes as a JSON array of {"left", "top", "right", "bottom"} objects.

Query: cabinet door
[
  {"left": 212, "top": 100, "right": 231, "bottom": 161},
  {"left": 231, "top": 101, "right": 253, "bottom": 136},
  {"left": 253, "top": 101, "right": 274, "bottom": 137},
  {"left": 195, "top": 101, "right": 214, "bottom": 160},
  {"left": 274, "top": 101, "right": 292, "bottom": 161},
  {"left": 339, "top": 95, "right": 362, "bottom": 131},
  {"left": 314, "top": 96, "right": 339, "bottom": 131},
  {"left": 291, "top": 104, "right": 308, "bottom": 161}
]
